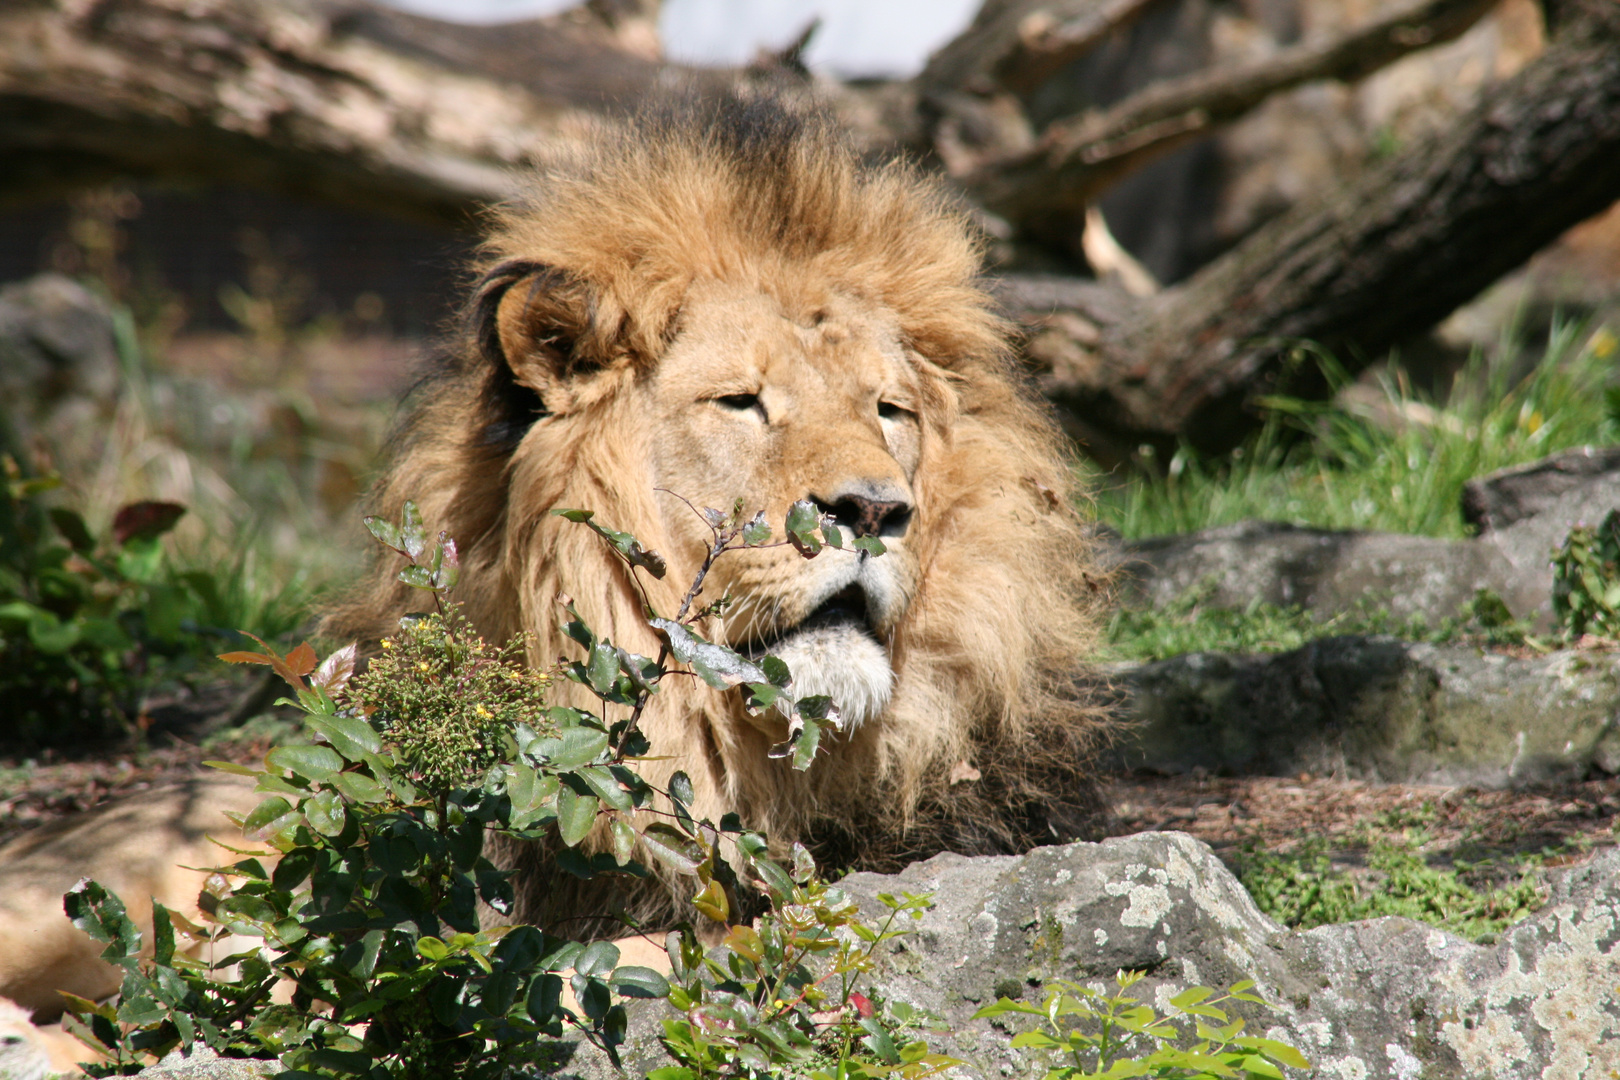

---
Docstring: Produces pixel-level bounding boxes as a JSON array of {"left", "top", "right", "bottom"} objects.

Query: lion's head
[{"left": 330, "top": 99, "right": 1111, "bottom": 927}]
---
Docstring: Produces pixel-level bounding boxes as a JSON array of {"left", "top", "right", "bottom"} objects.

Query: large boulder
[
  {"left": 1118, "top": 447, "right": 1620, "bottom": 628},
  {"left": 1462, "top": 446, "right": 1620, "bottom": 534},
  {"left": 549, "top": 833, "right": 1620, "bottom": 1079},
  {"left": 832, "top": 834, "right": 1620, "bottom": 1080},
  {"left": 1108, "top": 636, "right": 1620, "bottom": 785},
  {"left": 1118, "top": 520, "right": 1540, "bottom": 623},
  {"left": 0, "top": 274, "right": 121, "bottom": 449}
]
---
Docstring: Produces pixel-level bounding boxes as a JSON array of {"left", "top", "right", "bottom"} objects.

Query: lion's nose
[{"left": 815, "top": 489, "right": 912, "bottom": 539}]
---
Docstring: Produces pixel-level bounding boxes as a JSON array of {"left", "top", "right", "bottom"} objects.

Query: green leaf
[
  {"left": 204, "top": 760, "right": 261, "bottom": 777},
  {"left": 741, "top": 511, "right": 771, "bottom": 546},
  {"left": 640, "top": 823, "right": 705, "bottom": 874},
  {"left": 1235, "top": 1037, "right": 1311, "bottom": 1069},
  {"left": 785, "top": 499, "right": 822, "bottom": 557},
  {"left": 363, "top": 514, "right": 404, "bottom": 554},
  {"left": 242, "top": 796, "right": 298, "bottom": 841},
  {"left": 669, "top": 771, "right": 695, "bottom": 806},
  {"left": 27, "top": 611, "right": 80, "bottom": 654},
  {"left": 573, "top": 940, "right": 619, "bottom": 977},
  {"left": 556, "top": 786, "right": 599, "bottom": 846},
  {"left": 399, "top": 501, "right": 427, "bottom": 559},
  {"left": 116, "top": 535, "right": 165, "bottom": 584},
  {"left": 266, "top": 744, "right": 344, "bottom": 784},
  {"left": 345, "top": 929, "right": 386, "bottom": 979},
  {"left": 650, "top": 618, "right": 768, "bottom": 689},
  {"left": 309, "top": 1049, "right": 377, "bottom": 1076},
  {"left": 540, "top": 725, "right": 610, "bottom": 770},
  {"left": 578, "top": 765, "right": 633, "bottom": 811},
  {"left": 692, "top": 879, "right": 729, "bottom": 923},
  {"left": 586, "top": 642, "right": 619, "bottom": 695},
  {"left": 852, "top": 535, "right": 886, "bottom": 556},
  {"left": 611, "top": 966, "right": 670, "bottom": 999},
  {"left": 330, "top": 771, "right": 387, "bottom": 804},
  {"left": 553, "top": 508, "right": 668, "bottom": 578},
  {"left": 761, "top": 654, "right": 792, "bottom": 688},
  {"left": 416, "top": 936, "right": 450, "bottom": 962},
  {"left": 303, "top": 790, "right": 347, "bottom": 836},
  {"left": 1170, "top": 986, "right": 1214, "bottom": 1010},
  {"left": 610, "top": 817, "right": 637, "bottom": 865},
  {"left": 1008, "top": 1030, "right": 1064, "bottom": 1049},
  {"left": 63, "top": 880, "right": 141, "bottom": 962},
  {"left": 48, "top": 507, "right": 95, "bottom": 552},
  {"left": 306, "top": 713, "right": 383, "bottom": 758}
]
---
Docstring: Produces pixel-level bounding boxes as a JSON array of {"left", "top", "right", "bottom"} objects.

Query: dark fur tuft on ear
[{"left": 467, "top": 259, "right": 555, "bottom": 449}]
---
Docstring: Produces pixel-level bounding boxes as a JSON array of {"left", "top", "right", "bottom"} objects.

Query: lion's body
[
  {"left": 328, "top": 100, "right": 1112, "bottom": 929},
  {"left": 0, "top": 773, "right": 262, "bottom": 1023}
]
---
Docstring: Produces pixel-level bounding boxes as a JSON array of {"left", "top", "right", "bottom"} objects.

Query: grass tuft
[{"left": 1097, "top": 320, "right": 1619, "bottom": 540}]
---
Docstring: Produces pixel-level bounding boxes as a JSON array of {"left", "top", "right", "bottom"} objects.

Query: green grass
[
  {"left": 1233, "top": 806, "right": 1559, "bottom": 942},
  {"left": 1095, "top": 320, "right": 1620, "bottom": 541},
  {"left": 1099, "top": 580, "right": 1534, "bottom": 662}
]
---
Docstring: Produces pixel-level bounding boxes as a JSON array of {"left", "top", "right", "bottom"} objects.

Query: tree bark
[
  {"left": 966, "top": 0, "right": 1499, "bottom": 230},
  {"left": 1029, "top": 0, "right": 1620, "bottom": 464},
  {"left": 2, "top": 0, "right": 1614, "bottom": 466},
  {"left": 0, "top": 0, "right": 682, "bottom": 225}
]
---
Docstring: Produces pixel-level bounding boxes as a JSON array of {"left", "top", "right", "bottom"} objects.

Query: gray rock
[
  {"left": 839, "top": 834, "right": 1620, "bottom": 1080},
  {"left": 1485, "top": 473, "right": 1620, "bottom": 602},
  {"left": 139, "top": 1046, "right": 272, "bottom": 1080},
  {"left": 0, "top": 274, "right": 120, "bottom": 420},
  {"left": 1462, "top": 446, "right": 1620, "bottom": 534},
  {"left": 132, "top": 836, "right": 1620, "bottom": 1080},
  {"left": 1108, "top": 636, "right": 1620, "bottom": 785},
  {"left": 1119, "top": 520, "right": 1543, "bottom": 624},
  {"left": 552, "top": 836, "right": 1620, "bottom": 1080}
]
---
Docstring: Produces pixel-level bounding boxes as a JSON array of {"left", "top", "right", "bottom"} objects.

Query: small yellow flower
[
  {"left": 381, "top": 639, "right": 393, "bottom": 649},
  {"left": 418, "top": 661, "right": 430, "bottom": 671},
  {"left": 1591, "top": 328, "right": 1617, "bottom": 359},
  {"left": 475, "top": 704, "right": 492, "bottom": 719}
]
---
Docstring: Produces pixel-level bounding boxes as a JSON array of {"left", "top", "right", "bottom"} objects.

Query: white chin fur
[{"left": 770, "top": 624, "right": 893, "bottom": 732}]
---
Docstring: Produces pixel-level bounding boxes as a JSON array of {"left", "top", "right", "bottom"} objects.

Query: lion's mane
[{"left": 327, "top": 99, "right": 1113, "bottom": 930}]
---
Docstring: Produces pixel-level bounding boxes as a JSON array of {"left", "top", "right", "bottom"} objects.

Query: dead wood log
[
  {"left": 1024, "top": 0, "right": 1620, "bottom": 465},
  {"left": 916, "top": 0, "right": 1161, "bottom": 100},
  {"left": 0, "top": 0, "right": 681, "bottom": 225},
  {"left": 2, "top": 0, "right": 1611, "bottom": 468},
  {"left": 965, "top": 0, "right": 1499, "bottom": 230}
]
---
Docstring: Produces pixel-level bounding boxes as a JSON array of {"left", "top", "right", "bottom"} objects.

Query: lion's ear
[{"left": 472, "top": 260, "right": 600, "bottom": 403}]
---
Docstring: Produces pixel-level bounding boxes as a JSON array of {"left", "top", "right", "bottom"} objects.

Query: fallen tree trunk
[
  {"left": 2, "top": 0, "right": 1613, "bottom": 466},
  {"left": 0, "top": 0, "right": 680, "bottom": 225},
  {"left": 1025, "top": 0, "right": 1620, "bottom": 464}
]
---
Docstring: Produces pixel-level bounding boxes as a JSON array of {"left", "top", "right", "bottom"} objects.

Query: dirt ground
[{"left": 1106, "top": 770, "right": 1618, "bottom": 873}]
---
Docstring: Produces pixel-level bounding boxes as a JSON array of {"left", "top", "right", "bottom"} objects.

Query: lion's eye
[
  {"left": 878, "top": 401, "right": 911, "bottom": 420},
  {"left": 716, "top": 393, "right": 759, "bottom": 410}
]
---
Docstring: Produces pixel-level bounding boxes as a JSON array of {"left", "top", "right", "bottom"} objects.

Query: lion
[
  {"left": 327, "top": 98, "right": 1113, "bottom": 931},
  {"left": 0, "top": 773, "right": 262, "bottom": 1024}
]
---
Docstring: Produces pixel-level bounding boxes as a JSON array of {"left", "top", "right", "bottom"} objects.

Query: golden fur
[
  {"left": 0, "top": 774, "right": 263, "bottom": 1024},
  {"left": 327, "top": 100, "right": 1112, "bottom": 929}
]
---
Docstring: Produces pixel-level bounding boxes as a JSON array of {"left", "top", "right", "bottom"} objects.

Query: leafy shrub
[
  {"left": 657, "top": 880, "right": 954, "bottom": 1079},
  {"left": 0, "top": 456, "right": 262, "bottom": 746},
  {"left": 1551, "top": 509, "right": 1620, "bottom": 640},
  {"left": 973, "top": 971, "right": 1309, "bottom": 1079},
  {"left": 62, "top": 497, "right": 950, "bottom": 1080}
]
